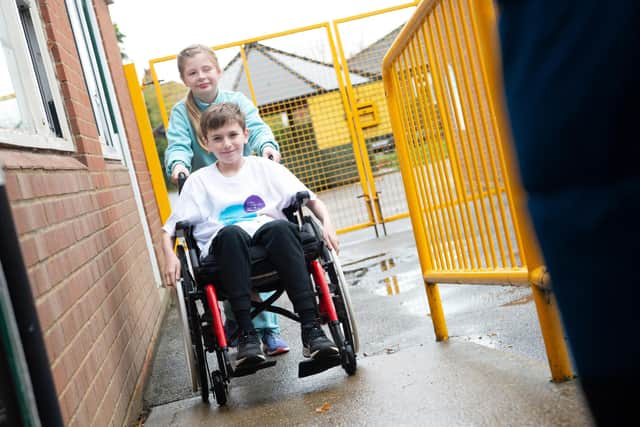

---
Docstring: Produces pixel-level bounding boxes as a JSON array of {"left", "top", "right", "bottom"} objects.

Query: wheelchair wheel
[
  {"left": 342, "top": 343, "right": 357, "bottom": 376},
  {"left": 175, "top": 248, "right": 199, "bottom": 392},
  {"left": 177, "top": 246, "right": 210, "bottom": 403},
  {"left": 327, "top": 248, "right": 360, "bottom": 354},
  {"left": 191, "top": 311, "right": 210, "bottom": 404},
  {"left": 212, "top": 371, "right": 228, "bottom": 405},
  {"left": 211, "top": 348, "right": 231, "bottom": 406}
]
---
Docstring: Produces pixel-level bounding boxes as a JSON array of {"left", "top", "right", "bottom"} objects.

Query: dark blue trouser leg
[{"left": 498, "top": 1, "right": 640, "bottom": 424}]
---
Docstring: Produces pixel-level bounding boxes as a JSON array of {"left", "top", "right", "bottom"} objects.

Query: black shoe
[
  {"left": 236, "top": 330, "right": 266, "bottom": 366},
  {"left": 302, "top": 323, "right": 339, "bottom": 359}
]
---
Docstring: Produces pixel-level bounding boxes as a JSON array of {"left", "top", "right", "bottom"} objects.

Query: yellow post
[
  {"left": 123, "top": 63, "right": 172, "bottom": 223},
  {"left": 239, "top": 45, "right": 258, "bottom": 106},
  {"left": 149, "top": 61, "right": 170, "bottom": 131},
  {"left": 329, "top": 23, "right": 378, "bottom": 229},
  {"left": 383, "top": 65, "right": 448, "bottom": 342},
  {"left": 469, "top": 0, "right": 573, "bottom": 381},
  {"left": 332, "top": 21, "right": 387, "bottom": 228}
]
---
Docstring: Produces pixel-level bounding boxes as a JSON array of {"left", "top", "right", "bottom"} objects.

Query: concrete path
[{"left": 140, "top": 219, "right": 594, "bottom": 426}]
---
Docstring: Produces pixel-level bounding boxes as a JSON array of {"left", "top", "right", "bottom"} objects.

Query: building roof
[
  {"left": 217, "top": 24, "right": 406, "bottom": 106},
  {"left": 218, "top": 43, "right": 371, "bottom": 106},
  {"left": 346, "top": 25, "right": 404, "bottom": 78}
]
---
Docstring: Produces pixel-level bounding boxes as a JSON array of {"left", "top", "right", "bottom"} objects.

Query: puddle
[
  {"left": 374, "top": 270, "right": 422, "bottom": 296},
  {"left": 343, "top": 253, "right": 423, "bottom": 297}
]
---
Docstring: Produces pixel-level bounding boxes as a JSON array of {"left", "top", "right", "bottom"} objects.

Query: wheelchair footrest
[
  {"left": 232, "top": 359, "right": 277, "bottom": 378},
  {"left": 298, "top": 355, "right": 342, "bottom": 378}
]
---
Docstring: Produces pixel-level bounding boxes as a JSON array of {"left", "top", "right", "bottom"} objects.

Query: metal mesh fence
[{"left": 146, "top": 4, "right": 418, "bottom": 233}]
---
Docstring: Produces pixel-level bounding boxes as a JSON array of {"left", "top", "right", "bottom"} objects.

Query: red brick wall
[
  {"left": 92, "top": 0, "right": 166, "bottom": 262},
  {"left": 0, "top": 1, "right": 168, "bottom": 426}
]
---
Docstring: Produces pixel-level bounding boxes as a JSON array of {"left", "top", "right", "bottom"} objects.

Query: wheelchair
[{"left": 173, "top": 189, "right": 359, "bottom": 405}]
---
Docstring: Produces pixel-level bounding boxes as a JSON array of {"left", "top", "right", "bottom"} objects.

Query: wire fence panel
[
  {"left": 145, "top": 5, "right": 419, "bottom": 235},
  {"left": 334, "top": 4, "right": 417, "bottom": 225}
]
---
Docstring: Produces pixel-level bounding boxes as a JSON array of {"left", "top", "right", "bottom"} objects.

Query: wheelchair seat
[{"left": 195, "top": 225, "right": 324, "bottom": 292}]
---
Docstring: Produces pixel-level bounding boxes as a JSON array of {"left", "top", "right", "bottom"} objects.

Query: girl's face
[
  {"left": 181, "top": 52, "right": 222, "bottom": 103},
  {"left": 205, "top": 121, "right": 249, "bottom": 172}
]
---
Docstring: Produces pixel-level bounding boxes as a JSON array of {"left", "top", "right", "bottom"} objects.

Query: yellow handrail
[{"left": 382, "top": 0, "right": 573, "bottom": 381}]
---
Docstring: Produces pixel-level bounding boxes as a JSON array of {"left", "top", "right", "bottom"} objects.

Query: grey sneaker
[
  {"left": 301, "top": 324, "right": 339, "bottom": 359},
  {"left": 261, "top": 330, "right": 290, "bottom": 356},
  {"left": 236, "top": 330, "right": 266, "bottom": 366}
]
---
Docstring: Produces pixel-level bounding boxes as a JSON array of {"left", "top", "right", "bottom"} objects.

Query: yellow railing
[
  {"left": 382, "top": 0, "right": 573, "bottom": 381},
  {"left": 123, "top": 63, "right": 171, "bottom": 224}
]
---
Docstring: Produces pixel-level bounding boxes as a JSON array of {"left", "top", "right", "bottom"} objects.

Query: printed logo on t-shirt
[{"left": 218, "top": 195, "right": 266, "bottom": 225}]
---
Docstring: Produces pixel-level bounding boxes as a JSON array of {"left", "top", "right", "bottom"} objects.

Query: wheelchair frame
[{"left": 173, "top": 191, "right": 359, "bottom": 405}]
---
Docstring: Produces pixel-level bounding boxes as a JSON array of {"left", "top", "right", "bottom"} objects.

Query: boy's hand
[
  {"left": 322, "top": 219, "right": 340, "bottom": 254},
  {"left": 163, "top": 251, "right": 181, "bottom": 287},
  {"left": 262, "top": 146, "right": 281, "bottom": 163},
  {"left": 171, "top": 164, "right": 190, "bottom": 184}
]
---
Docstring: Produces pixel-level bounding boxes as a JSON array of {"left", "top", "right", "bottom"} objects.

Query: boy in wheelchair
[{"left": 161, "top": 102, "right": 340, "bottom": 367}]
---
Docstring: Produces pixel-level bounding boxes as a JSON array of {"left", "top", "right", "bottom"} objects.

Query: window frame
[
  {"left": 65, "top": 0, "right": 124, "bottom": 159},
  {"left": 0, "top": 0, "right": 73, "bottom": 151}
]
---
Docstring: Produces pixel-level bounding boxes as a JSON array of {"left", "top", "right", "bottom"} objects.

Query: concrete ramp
[{"left": 141, "top": 221, "right": 593, "bottom": 426}]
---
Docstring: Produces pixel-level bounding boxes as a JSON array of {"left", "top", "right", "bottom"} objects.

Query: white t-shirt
[{"left": 163, "top": 156, "right": 315, "bottom": 256}]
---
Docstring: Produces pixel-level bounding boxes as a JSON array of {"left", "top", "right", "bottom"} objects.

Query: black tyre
[
  {"left": 175, "top": 247, "right": 199, "bottom": 392},
  {"left": 326, "top": 257, "right": 358, "bottom": 353},
  {"left": 178, "top": 246, "right": 210, "bottom": 404},
  {"left": 212, "top": 372, "right": 228, "bottom": 406},
  {"left": 342, "top": 344, "right": 357, "bottom": 376},
  {"left": 190, "top": 303, "right": 210, "bottom": 404}
]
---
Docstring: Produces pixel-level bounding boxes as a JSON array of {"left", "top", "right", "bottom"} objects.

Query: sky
[{"left": 108, "top": 0, "right": 416, "bottom": 80}]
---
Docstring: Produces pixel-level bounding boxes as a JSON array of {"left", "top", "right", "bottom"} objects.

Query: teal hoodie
[{"left": 164, "top": 90, "right": 278, "bottom": 177}]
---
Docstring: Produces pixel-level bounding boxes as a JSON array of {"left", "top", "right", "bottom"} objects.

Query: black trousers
[{"left": 209, "top": 220, "right": 316, "bottom": 315}]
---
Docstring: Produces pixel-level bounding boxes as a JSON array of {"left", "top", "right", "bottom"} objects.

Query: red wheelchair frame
[{"left": 174, "top": 191, "right": 359, "bottom": 405}]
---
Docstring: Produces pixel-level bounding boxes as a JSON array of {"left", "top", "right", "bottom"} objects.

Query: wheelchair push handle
[
  {"left": 293, "top": 191, "right": 310, "bottom": 230},
  {"left": 294, "top": 191, "right": 310, "bottom": 207},
  {"left": 178, "top": 172, "right": 187, "bottom": 195}
]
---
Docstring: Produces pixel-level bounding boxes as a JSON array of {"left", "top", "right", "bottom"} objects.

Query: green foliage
[
  {"left": 141, "top": 84, "right": 172, "bottom": 187},
  {"left": 142, "top": 85, "right": 163, "bottom": 130},
  {"left": 141, "top": 80, "right": 187, "bottom": 189},
  {"left": 113, "top": 23, "right": 128, "bottom": 60}
]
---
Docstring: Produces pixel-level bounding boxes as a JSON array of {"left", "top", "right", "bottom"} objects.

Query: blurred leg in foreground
[{"left": 497, "top": 1, "right": 639, "bottom": 424}]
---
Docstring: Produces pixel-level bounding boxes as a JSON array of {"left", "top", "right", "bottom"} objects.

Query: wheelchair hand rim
[
  {"left": 330, "top": 248, "right": 360, "bottom": 353},
  {"left": 175, "top": 279, "right": 199, "bottom": 391}
]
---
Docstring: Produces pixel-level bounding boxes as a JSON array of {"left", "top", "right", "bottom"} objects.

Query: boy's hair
[
  {"left": 177, "top": 44, "right": 222, "bottom": 150},
  {"left": 200, "top": 103, "right": 247, "bottom": 138}
]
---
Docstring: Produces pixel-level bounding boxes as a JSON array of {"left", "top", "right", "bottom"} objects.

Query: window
[
  {"left": 0, "top": 0, "right": 72, "bottom": 150},
  {"left": 66, "top": 0, "right": 122, "bottom": 159}
]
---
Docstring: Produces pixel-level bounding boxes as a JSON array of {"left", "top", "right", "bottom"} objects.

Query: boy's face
[{"left": 205, "top": 121, "right": 249, "bottom": 167}]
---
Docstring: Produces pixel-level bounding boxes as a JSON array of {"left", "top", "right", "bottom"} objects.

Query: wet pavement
[{"left": 139, "top": 218, "right": 593, "bottom": 426}]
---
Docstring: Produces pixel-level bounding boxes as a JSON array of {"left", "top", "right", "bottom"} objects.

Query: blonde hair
[
  {"left": 200, "top": 103, "right": 246, "bottom": 139},
  {"left": 177, "top": 44, "right": 221, "bottom": 150}
]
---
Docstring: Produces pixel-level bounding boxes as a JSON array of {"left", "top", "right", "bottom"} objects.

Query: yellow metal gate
[{"left": 141, "top": 3, "right": 418, "bottom": 235}]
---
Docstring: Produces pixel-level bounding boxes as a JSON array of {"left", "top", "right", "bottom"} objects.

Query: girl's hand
[
  {"left": 171, "top": 164, "right": 190, "bottom": 184},
  {"left": 163, "top": 251, "right": 182, "bottom": 287},
  {"left": 262, "top": 146, "right": 281, "bottom": 163}
]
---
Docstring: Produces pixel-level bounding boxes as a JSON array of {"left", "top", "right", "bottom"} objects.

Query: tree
[{"left": 113, "top": 23, "right": 128, "bottom": 61}]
